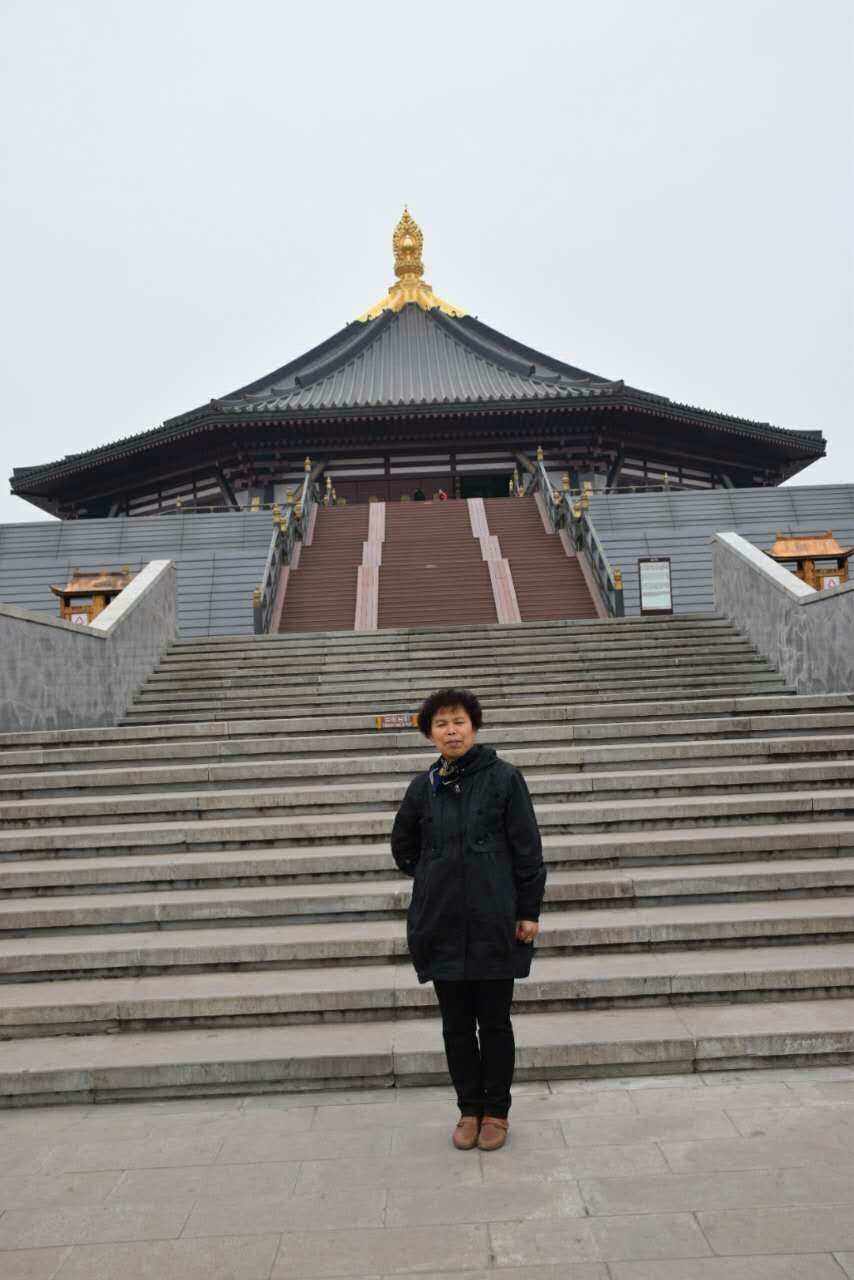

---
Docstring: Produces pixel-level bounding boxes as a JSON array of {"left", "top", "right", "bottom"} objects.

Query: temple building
[{"left": 10, "top": 211, "right": 824, "bottom": 520}]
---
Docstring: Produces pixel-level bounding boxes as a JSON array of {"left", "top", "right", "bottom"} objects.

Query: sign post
[{"left": 638, "top": 557, "right": 673, "bottom": 615}]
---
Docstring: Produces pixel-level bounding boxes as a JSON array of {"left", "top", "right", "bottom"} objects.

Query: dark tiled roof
[
  {"left": 10, "top": 304, "right": 825, "bottom": 488},
  {"left": 220, "top": 307, "right": 617, "bottom": 413}
]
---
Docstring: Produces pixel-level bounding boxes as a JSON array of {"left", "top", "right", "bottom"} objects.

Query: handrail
[
  {"left": 532, "top": 459, "right": 567, "bottom": 532},
  {"left": 530, "top": 461, "right": 624, "bottom": 617},
  {"left": 253, "top": 470, "right": 320, "bottom": 634},
  {"left": 573, "top": 503, "right": 625, "bottom": 618}
]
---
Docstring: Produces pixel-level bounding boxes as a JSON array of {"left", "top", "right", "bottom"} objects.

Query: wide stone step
[
  {"left": 5, "top": 858, "right": 854, "bottom": 930},
  {"left": 5, "top": 734, "right": 854, "bottom": 798},
  {"left": 170, "top": 619, "right": 739, "bottom": 655},
  {"left": 125, "top": 672, "right": 788, "bottom": 717},
  {"left": 3, "top": 819, "right": 850, "bottom": 870},
  {"left": 153, "top": 643, "right": 758, "bottom": 685},
  {"left": 145, "top": 648, "right": 762, "bottom": 690},
  {"left": 123, "top": 687, "right": 795, "bottom": 726},
  {"left": 2, "top": 692, "right": 849, "bottom": 762},
  {"left": 6, "top": 897, "right": 854, "bottom": 979},
  {"left": 129, "top": 672, "right": 786, "bottom": 710},
  {"left": 5, "top": 823, "right": 854, "bottom": 892},
  {"left": 6, "top": 707, "right": 854, "bottom": 777},
  {"left": 5, "top": 757, "right": 854, "bottom": 819},
  {"left": 139, "top": 662, "right": 772, "bottom": 699},
  {"left": 3, "top": 789, "right": 854, "bottom": 849},
  {"left": 3, "top": 996, "right": 854, "bottom": 1102},
  {"left": 167, "top": 613, "right": 736, "bottom": 654},
  {"left": 6, "top": 835, "right": 854, "bottom": 895},
  {"left": 7, "top": 942, "right": 854, "bottom": 1038}
]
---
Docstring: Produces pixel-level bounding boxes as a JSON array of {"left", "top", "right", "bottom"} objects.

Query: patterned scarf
[{"left": 429, "top": 746, "right": 477, "bottom": 795}]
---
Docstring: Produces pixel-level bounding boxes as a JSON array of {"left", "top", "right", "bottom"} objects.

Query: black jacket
[{"left": 390, "top": 744, "right": 547, "bottom": 983}]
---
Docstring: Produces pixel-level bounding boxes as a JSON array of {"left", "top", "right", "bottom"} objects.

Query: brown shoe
[
  {"left": 452, "top": 1114, "right": 481, "bottom": 1150},
  {"left": 477, "top": 1116, "right": 509, "bottom": 1151}
]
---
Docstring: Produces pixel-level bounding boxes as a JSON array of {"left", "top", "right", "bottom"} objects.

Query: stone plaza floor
[{"left": 4, "top": 1067, "right": 854, "bottom": 1278}]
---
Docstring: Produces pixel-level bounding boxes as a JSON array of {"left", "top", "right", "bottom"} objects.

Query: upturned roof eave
[{"left": 10, "top": 393, "right": 825, "bottom": 494}]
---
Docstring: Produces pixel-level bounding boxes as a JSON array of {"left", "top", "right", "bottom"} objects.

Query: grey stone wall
[
  {"left": 713, "top": 533, "right": 854, "bottom": 695},
  {"left": 0, "top": 560, "right": 176, "bottom": 733}
]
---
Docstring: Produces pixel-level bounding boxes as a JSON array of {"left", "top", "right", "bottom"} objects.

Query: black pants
[{"left": 433, "top": 978, "right": 515, "bottom": 1119}]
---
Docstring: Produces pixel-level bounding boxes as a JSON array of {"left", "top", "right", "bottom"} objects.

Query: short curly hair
[{"left": 416, "top": 688, "right": 483, "bottom": 739}]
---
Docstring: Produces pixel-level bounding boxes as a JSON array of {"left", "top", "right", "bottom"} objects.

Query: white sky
[{"left": 0, "top": 0, "right": 851, "bottom": 523}]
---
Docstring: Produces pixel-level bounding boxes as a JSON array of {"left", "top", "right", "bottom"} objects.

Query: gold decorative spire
[{"left": 358, "top": 208, "right": 467, "bottom": 321}]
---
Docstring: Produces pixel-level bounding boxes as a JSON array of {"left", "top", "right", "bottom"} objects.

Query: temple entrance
[{"left": 459, "top": 473, "right": 513, "bottom": 500}]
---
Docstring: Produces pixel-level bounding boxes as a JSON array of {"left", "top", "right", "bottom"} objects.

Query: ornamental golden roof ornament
[{"left": 358, "top": 208, "right": 467, "bottom": 321}]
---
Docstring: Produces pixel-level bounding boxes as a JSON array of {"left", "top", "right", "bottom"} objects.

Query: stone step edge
[
  {"left": 125, "top": 677, "right": 791, "bottom": 714},
  {"left": 140, "top": 654, "right": 771, "bottom": 689},
  {"left": 168, "top": 612, "right": 732, "bottom": 648},
  {"left": 3, "top": 997, "right": 854, "bottom": 1102},
  {"left": 10, "top": 761, "right": 854, "bottom": 818},
  {"left": 3, "top": 693, "right": 849, "bottom": 752},
  {"left": 5, "top": 851, "right": 854, "bottom": 910},
  {"left": 8, "top": 947, "right": 854, "bottom": 1033},
  {"left": 4, "top": 852, "right": 854, "bottom": 897},
  {"left": 6, "top": 716, "right": 854, "bottom": 777},
  {"left": 7, "top": 738, "right": 854, "bottom": 795},
  {"left": 7, "top": 897, "right": 854, "bottom": 971},
  {"left": 149, "top": 650, "right": 761, "bottom": 682},
  {"left": 6, "top": 878, "right": 854, "bottom": 932},
  {"left": 5, "top": 944, "right": 854, "bottom": 1026},
  {"left": 4, "top": 790, "right": 854, "bottom": 848},
  {"left": 3, "top": 819, "right": 854, "bottom": 863}
]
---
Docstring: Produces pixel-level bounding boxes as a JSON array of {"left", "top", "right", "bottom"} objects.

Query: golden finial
[
  {"left": 358, "top": 209, "right": 467, "bottom": 321},
  {"left": 393, "top": 209, "right": 424, "bottom": 280}
]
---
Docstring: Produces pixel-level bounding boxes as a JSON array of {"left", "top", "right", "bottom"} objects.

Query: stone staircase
[
  {"left": 485, "top": 496, "right": 599, "bottom": 622},
  {"left": 2, "top": 615, "right": 854, "bottom": 1105},
  {"left": 278, "top": 505, "right": 368, "bottom": 633}
]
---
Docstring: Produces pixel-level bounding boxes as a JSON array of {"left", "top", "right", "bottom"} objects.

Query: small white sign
[
  {"left": 638, "top": 557, "right": 673, "bottom": 614},
  {"left": 822, "top": 575, "right": 842, "bottom": 591},
  {"left": 70, "top": 613, "right": 89, "bottom": 626}
]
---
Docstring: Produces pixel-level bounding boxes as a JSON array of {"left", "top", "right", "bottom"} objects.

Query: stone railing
[
  {"left": 531, "top": 460, "right": 624, "bottom": 617},
  {"left": 0, "top": 559, "right": 176, "bottom": 734},
  {"left": 713, "top": 531, "right": 854, "bottom": 695},
  {"left": 253, "top": 474, "right": 320, "bottom": 635}
]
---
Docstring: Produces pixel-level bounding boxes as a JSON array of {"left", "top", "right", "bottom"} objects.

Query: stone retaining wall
[
  {"left": 713, "top": 532, "right": 854, "bottom": 695},
  {"left": 0, "top": 559, "right": 176, "bottom": 732}
]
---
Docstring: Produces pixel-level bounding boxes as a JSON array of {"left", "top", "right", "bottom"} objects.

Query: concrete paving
[{"left": 3, "top": 1069, "right": 854, "bottom": 1277}]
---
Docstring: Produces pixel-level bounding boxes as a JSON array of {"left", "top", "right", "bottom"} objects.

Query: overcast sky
[{"left": 1, "top": 0, "right": 851, "bottom": 524}]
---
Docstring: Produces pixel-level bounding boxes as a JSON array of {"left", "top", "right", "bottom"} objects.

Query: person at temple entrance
[{"left": 391, "top": 688, "right": 546, "bottom": 1151}]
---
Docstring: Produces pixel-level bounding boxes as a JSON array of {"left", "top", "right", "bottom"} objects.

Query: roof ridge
[
  {"left": 287, "top": 310, "right": 395, "bottom": 392},
  {"left": 428, "top": 309, "right": 544, "bottom": 380},
  {"left": 453, "top": 314, "right": 616, "bottom": 385}
]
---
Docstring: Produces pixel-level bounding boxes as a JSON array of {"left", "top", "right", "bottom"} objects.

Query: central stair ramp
[
  {"left": 3, "top": 615, "right": 854, "bottom": 1103},
  {"left": 377, "top": 499, "right": 497, "bottom": 630}
]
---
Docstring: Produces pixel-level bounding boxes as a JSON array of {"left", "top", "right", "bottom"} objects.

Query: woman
[{"left": 391, "top": 688, "right": 546, "bottom": 1151}]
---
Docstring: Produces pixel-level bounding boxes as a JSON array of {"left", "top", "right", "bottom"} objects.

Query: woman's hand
[{"left": 516, "top": 919, "right": 539, "bottom": 944}]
